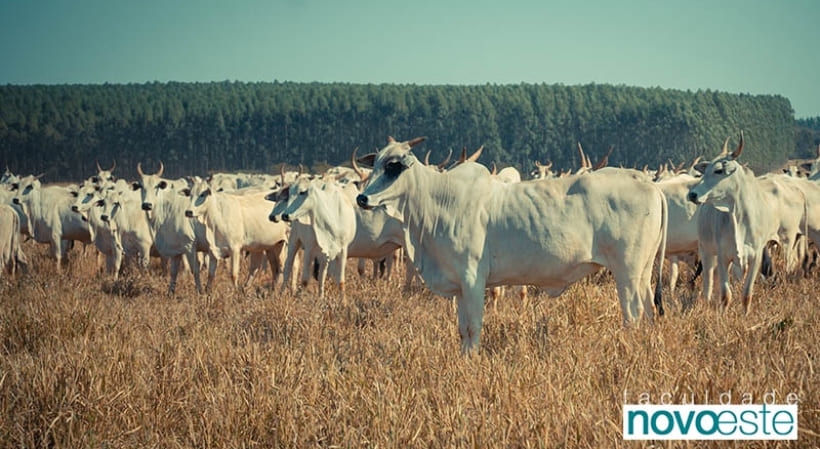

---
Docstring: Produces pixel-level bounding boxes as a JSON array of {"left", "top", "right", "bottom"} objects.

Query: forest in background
[{"left": 0, "top": 81, "right": 816, "bottom": 181}]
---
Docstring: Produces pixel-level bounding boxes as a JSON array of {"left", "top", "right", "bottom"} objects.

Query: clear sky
[{"left": 2, "top": 0, "right": 818, "bottom": 118}]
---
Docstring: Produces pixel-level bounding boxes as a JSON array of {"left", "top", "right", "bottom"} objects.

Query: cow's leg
[
  {"left": 701, "top": 254, "right": 716, "bottom": 303},
  {"left": 281, "top": 238, "right": 300, "bottom": 295},
  {"left": 299, "top": 249, "right": 314, "bottom": 294},
  {"left": 403, "top": 256, "right": 416, "bottom": 291},
  {"left": 230, "top": 247, "right": 242, "bottom": 288},
  {"left": 717, "top": 257, "right": 733, "bottom": 310},
  {"left": 613, "top": 271, "right": 644, "bottom": 326},
  {"left": 185, "top": 250, "right": 203, "bottom": 294},
  {"left": 457, "top": 282, "right": 486, "bottom": 354},
  {"left": 245, "top": 252, "right": 265, "bottom": 288},
  {"left": 489, "top": 286, "right": 502, "bottom": 314},
  {"left": 104, "top": 252, "right": 116, "bottom": 278},
  {"left": 669, "top": 256, "right": 680, "bottom": 294},
  {"left": 357, "top": 258, "right": 366, "bottom": 277},
  {"left": 168, "top": 255, "right": 181, "bottom": 295},
  {"left": 265, "top": 243, "right": 285, "bottom": 290},
  {"left": 139, "top": 243, "right": 151, "bottom": 271},
  {"left": 206, "top": 253, "right": 218, "bottom": 293},
  {"left": 335, "top": 250, "right": 348, "bottom": 303},
  {"left": 316, "top": 256, "right": 329, "bottom": 300},
  {"left": 51, "top": 238, "right": 66, "bottom": 272},
  {"left": 741, "top": 252, "right": 763, "bottom": 315}
]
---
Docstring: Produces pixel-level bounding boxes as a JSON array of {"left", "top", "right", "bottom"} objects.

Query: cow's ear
[
  {"left": 693, "top": 162, "right": 709, "bottom": 174},
  {"left": 131, "top": 182, "right": 141, "bottom": 191},
  {"left": 69, "top": 190, "right": 78, "bottom": 198},
  {"left": 357, "top": 153, "right": 377, "bottom": 168}
]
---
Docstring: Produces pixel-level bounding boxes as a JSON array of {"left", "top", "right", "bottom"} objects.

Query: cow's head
[
  {"left": 268, "top": 174, "right": 313, "bottom": 223},
  {"left": 531, "top": 160, "right": 554, "bottom": 180},
  {"left": 687, "top": 131, "right": 746, "bottom": 211},
  {"left": 180, "top": 180, "right": 212, "bottom": 218},
  {"left": 133, "top": 161, "right": 166, "bottom": 219},
  {"left": 70, "top": 182, "right": 104, "bottom": 221},
  {"left": 99, "top": 190, "right": 124, "bottom": 228},
  {"left": 91, "top": 160, "right": 117, "bottom": 187},
  {"left": 1, "top": 167, "right": 19, "bottom": 186},
  {"left": 10, "top": 174, "right": 43, "bottom": 206},
  {"left": 356, "top": 136, "right": 426, "bottom": 210}
]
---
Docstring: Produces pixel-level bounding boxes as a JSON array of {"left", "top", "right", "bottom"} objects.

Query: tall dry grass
[{"left": 1, "top": 241, "right": 818, "bottom": 448}]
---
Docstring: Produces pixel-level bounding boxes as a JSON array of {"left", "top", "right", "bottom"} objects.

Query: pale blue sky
[{"left": 1, "top": 0, "right": 818, "bottom": 117}]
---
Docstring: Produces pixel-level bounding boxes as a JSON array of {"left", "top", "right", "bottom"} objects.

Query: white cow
[
  {"left": 1, "top": 168, "right": 20, "bottom": 186},
  {"left": 71, "top": 182, "right": 124, "bottom": 278},
  {"left": 99, "top": 184, "right": 156, "bottom": 272},
  {"left": 89, "top": 160, "right": 117, "bottom": 188},
  {"left": 695, "top": 202, "right": 746, "bottom": 306},
  {"left": 687, "top": 132, "right": 779, "bottom": 313},
  {"left": 357, "top": 136, "right": 668, "bottom": 353},
  {"left": 133, "top": 162, "right": 215, "bottom": 294},
  {"left": 530, "top": 161, "right": 555, "bottom": 180},
  {"left": 271, "top": 176, "right": 356, "bottom": 301},
  {"left": 655, "top": 173, "right": 703, "bottom": 294},
  {"left": 182, "top": 179, "right": 289, "bottom": 290},
  {"left": 0, "top": 204, "right": 28, "bottom": 277},
  {"left": 268, "top": 177, "right": 320, "bottom": 296},
  {"left": 11, "top": 175, "right": 92, "bottom": 270},
  {"left": 755, "top": 174, "right": 808, "bottom": 276},
  {"left": 0, "top": 188, "right": 31, "bottom": 237}
]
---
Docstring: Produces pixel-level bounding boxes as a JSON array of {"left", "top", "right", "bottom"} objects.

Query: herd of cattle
[{"left": 2, "top": 132, "right": 820, "bottom": 352}]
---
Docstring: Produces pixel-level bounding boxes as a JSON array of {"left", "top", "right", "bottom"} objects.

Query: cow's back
[{"left": 484, "top": 170, "right": 666, "bottom": 292}]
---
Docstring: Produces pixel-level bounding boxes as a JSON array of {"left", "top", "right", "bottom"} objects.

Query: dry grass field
[{"left": 1, "top": 241, "right": 818, "bottom": 448}]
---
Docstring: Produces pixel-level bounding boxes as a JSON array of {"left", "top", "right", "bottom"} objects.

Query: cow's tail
[{"left": 653, "top": 187, "right": 668, "bottom": 317}]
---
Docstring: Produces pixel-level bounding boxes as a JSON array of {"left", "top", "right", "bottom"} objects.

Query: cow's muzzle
[
  {"left": 12, "top": 198, "right": 20, "bottom": 205},
  {"left": 184, "top": 210, "right": 193, "bottom": 218},
  {"left": 356, "top": 194, "right": 371, "bottom": 210},
  {"left": 71, "top": 205, "right": 80, "bottom": 213},
  {"left": 141, "top": 203, "right": 152, "bottom": 211},
  {"left": 686, "top": 192, "right": 699, "bottom": 204},
  {"left": 100, "top": 215, "right": 109, "bottom": 222}
]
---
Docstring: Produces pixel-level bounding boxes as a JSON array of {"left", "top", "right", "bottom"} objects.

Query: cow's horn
[
  {"left": 730, "top": 130, "right": 744, "bottom": 159},
  {"left": 720, "top": 137, "right": 730, "bottom": 156},
  {"left": 466, "top": 145, "right": 483, "bottom": 163},
  {"left": 437, "top": 148, "right": 453, "bottom": 169},
  {"left": 408, "top": 136, "right": 426, "bottom": 148},
  {"left": 351, "top": 147, "right": 367, "bottom": 181}
]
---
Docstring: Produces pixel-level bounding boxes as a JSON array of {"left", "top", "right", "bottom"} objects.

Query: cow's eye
[
  {"left": 714, "top": 168, "right": 724, "bottom": 175},
  {"left": 95, "top": 200, "right": 105, "bottom": 207},
  {"left": 158, "top": 181, "right": 168, "bottom": 189},
  {"left": 385, "top": 161, "right": 404, "bottom": 178},
  {"left": 298, "top": 190, "right": 307, "bottom": 196}
]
